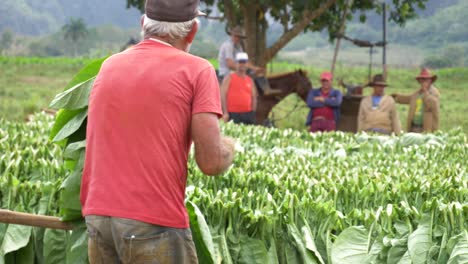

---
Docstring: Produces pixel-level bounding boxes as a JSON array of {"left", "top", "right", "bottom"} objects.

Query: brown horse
[{"left": 256, "top": 70, "right": 313, "bottom": 125}]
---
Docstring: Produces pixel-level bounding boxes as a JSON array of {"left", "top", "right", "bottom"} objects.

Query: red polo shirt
[{"left": 80, "top": 39, "right": 222, "bottom": 228}]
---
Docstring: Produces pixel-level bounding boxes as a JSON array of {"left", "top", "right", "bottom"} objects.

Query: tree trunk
[{"left": 242, "top": 3, "right": 268, "bottom": 67}]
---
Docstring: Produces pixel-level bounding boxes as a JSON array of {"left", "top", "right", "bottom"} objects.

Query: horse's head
[
  {"left": 265, "top": 69, "right": 313, "bottom": 101},
  {"left": 295, "top": 69, "right": 313, "bottom": 100},
  {"left": 255, "top": 69, "right": 313, "bottom": 125}
]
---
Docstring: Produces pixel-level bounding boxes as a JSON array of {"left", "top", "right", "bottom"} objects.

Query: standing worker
[
  {"left": 80, "top": 0, "right": 235, "bottom": 263},
  {"left": 220, "top": 52, "right": 257, "bottom": 124},
  {"left": 392, "top": 68, "right": 440, "bottom": 133},
  {"left": 306, "top": 71, "right": 343, "bottom": 132},
  {"left": 357, "top": 74, "right": 401, "bottom": 135}
]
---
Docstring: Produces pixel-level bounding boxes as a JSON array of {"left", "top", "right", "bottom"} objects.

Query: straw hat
[
  {"left": 416, "top": 68, "right": 437, "bottom": 83},
  {"left": 228, "top": 25, "right": 246, "bottom": 38},
  {"left": 368, "top": 74, "right": 388, "bottom": 87}
]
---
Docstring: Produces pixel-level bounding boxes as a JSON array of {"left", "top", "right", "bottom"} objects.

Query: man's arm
[
  {"left": 220, "top": 75, "right": 231, "bottom": 122},
  {"left": 191, "top": 113, "right": 235, "bottom": 176},
  {"left": 392, "top": 93, "right": 411, "bottom": 104},
  {"left": 324, "top": 90, "right": 343, "bottom": 107},
  {"left": 226, "top": 58, "right": 236, "bottom": 71},
  {"left": 306, "top": 90, "right": 325, "bottom": 108}
]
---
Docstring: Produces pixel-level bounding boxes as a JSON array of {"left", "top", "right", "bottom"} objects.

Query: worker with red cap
[{"left": 306, "top": 71, "right": 343, "bottom": 132}]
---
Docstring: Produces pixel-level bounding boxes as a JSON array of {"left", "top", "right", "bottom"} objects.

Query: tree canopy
[{"left": 127, "top": 0, "right": 429, "bottom": 66}]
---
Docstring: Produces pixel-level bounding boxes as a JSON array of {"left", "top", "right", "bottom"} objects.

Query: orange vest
[{"left": 227, "top": 73, "right": 253, "bottom": 112}]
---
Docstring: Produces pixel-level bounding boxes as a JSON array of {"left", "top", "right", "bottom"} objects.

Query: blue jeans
[{"left": 85, "top": 215, "right": 198, "bottom": 264}]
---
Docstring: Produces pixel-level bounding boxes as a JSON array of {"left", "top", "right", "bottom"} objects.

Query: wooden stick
[{"left": 0, "top": 209, "right": 74, "bottom": 230}]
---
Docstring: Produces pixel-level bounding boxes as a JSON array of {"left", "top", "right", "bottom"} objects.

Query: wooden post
[
  {"left": 331, "top": 0, "right": 354, "bottom": 75},
  {"left": 0, "top": 209, "right": 74, "bottom": 230}
]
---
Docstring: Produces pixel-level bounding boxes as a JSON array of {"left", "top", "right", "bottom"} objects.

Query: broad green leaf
[
  {"left": 52, "top": 109, "right": 87, "bottom": 142},
  {"left": 49, "top": 109, "right": 84, "bottom": 141},
  {"left": 15, "top": 236, "right": 34, "bottom": 264},
  {"left": 302, "top": 225, "right": 325, "bottom": 264},
  {"left": 64, "top": 141, "right": 86, "bottom": 160},
  {"left": 59, "top": 170, "right": 83, "bottom": 212},
  {"left": 387, "top": 245, "right": 409, "bottom": 264},
  {"left": 331, "top": 226, "right": 370, "bottom": 264},
  {"left": 49, "top": 77, "right": 95, "bottom": 110},
  {"left": 0, "top": 224, "right": 32, "bottom": 255},
  {"left": 33, "top": 228, "right": 45, "bottom": 264},
  {"left": 187, "top": 201, "right": 215, "bottom": 264},
  {"left": 63, "top": 57, "right": 107, "bottom": 91},
  {"left": 396, "top": 250, "right": 412, "bottom": 264},
  {"left": 408, "top": 217, "right": 432, "bottom": 264},
  {"left": 238, "top": 236, "right": 269, "bottom": 264},
  {"left": 44, "top": 229, "right": 68, "bottom": 264},
  {"left": 447, "top": 230, "right": 468, "bottom": 264},
  {"left": 267, "top": 239, "right": 279, "bottom": 264},
  {"left": 65, "top": 224, "right": 88, "bottom": 264},
  {"left": 287, "top": 223, "right": 319, "bottom": 264}
]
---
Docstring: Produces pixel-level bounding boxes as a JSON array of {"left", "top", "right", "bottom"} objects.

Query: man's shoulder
[
  {"left": 331, "top": 88, "right": 342, "bottom": 95},
  {"left": 220, "top": 39, "right": 233, "bottom": 49}
]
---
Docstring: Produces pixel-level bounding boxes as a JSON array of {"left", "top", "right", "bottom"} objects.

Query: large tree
[{"left": 127, "top": 0, "right": 428, "bottom": 66}]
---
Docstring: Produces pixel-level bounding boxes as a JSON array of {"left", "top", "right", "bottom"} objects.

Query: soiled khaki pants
[{"left": 85, "top": 215, "right": 198, "bottom": 264}]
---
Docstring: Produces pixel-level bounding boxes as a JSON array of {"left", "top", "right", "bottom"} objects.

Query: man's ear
[
  {"left": 140, "top": 15, "right": 145, "bottom": 28},
  {"left": 185, "top": 21, "right": 199, "bottom": 44}
]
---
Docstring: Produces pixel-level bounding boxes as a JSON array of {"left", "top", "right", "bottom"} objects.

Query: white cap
[{"left": 235, "top": 52, "right": 249, "bottom": 62}]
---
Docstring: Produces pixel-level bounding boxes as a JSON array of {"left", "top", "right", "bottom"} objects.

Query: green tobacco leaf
[
  {"left": 447, "top": 230, "right": 468, "bottom": 264},
  {"left": 396, "top": 250, "right": 412, "bottom": 264},
  {"left": 0, "top": 224, "right": 32, "bottom": 256},
  {"left": 408, "top": 217, "right": 432, "bottom": 264},
  {"left": 62, "top": 57, "right": 107, "bottom": 91},
  {"left": 302, "top": 225, "right": 325, "bottom": 264},
  {"left": 238, "top": 236, "right": 269, "bottom": 264},
  {"left": 267, "top": 239, "right": 279, "bottom": 264},
  {"left": 49, "top": 109, "right": 84, "bottom": 141},
  {"left": 64, "top": 140, "right": 86, "bottom": 160},
  {"left": 60, "top": 170, "right": 83, "bottom": 212},
  {"left": 49, "top": 56, "right": 106, "bottom": 140},
  {"left": 44, "top": 229, "right": 68, "bottom": 264},
  {"left": 52, "top": 109, "right": 87, "bottom": 142},
  {"left": 287, "top": 223, "right": 319, "bottom": 264},
  {"left": 331, "top": 226, "right": 370, "bottom": 264},
  {"left": 49, "top": 77, "right": 95, "bottom": 110},
  {"left": 15, "top": 236, "right": 34, "bottom": 264},
  {"left": 187, "top": 201, "right": 215, "bottom": 264},
  {"left": 65, "top": 224, "right": 88, "bottom": 264}
]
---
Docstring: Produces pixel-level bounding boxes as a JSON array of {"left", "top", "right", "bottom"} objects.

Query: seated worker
[
  {"left": 392, "top": 68, "right": 440, "bottom": 133},
  {"left": 221, "top": 52, "right": 257, "bottom": 125},
  {"left": 217, "top": 25, "right": 262, "bottom": 81},
  {"left": 357, "top": 74, "right": 401, "bottom": 135},
  {"left": 306, "top": 71, "right": 343, "bottom": 132}
]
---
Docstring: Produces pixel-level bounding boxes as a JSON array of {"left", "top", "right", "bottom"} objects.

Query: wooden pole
[
  {"left": 382, "top": 2, "right": 388, "bottom": 79},
  {"left": 0, "top": 209, "right": 74, "bottom": 230},
  {"left": 331, "top": 0, "right": 354, "bottom": 75}
]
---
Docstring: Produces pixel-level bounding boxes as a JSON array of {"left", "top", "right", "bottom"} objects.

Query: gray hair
[{"left": 143, "top": 15, "right": 198, "bottom": 41}]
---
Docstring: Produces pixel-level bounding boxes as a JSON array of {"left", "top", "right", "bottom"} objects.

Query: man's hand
[
  {"left": 222, "top": 113, "right": 230, "bottom": 122},
  {"left": 314, "top": 96, "right": 325, "bottom": 102}
]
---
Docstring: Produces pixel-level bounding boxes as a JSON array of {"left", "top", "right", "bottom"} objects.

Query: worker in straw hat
[
  {"left": 358, "top": 74, "right": 401, "bottom": 135},
  {"left": 81, "top": 0, "right": 235, "bottom": 262},
  {"left": 218, "top": 25, "right": 264, "bottom": 81},
  {"left": 392, "top": 68, "right": 440, "bottom": 133}
]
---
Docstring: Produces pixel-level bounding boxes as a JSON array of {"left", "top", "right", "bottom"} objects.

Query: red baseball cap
[{"left": 320, "top": 72, "right": 333, "bottom": 82}]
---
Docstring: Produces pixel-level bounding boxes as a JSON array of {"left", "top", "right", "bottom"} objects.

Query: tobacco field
[{"left": 0, "top": 58, "right": 466, "bottom": 263}]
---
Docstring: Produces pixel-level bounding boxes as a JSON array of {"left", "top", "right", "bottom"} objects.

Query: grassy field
[
  {"left": 1, "top": 56, "right": 467, "bottom": 134},
  {"left": 0, "top": 57, "right": 92, "bottom": 121}
]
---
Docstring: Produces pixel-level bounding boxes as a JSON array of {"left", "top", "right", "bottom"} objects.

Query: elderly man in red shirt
[
  {"left": 80, "top": 0, "right": 235, "bottom": 263},
  {"left": 306, "top": 71, "right": 343, "bottom": 132}
]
